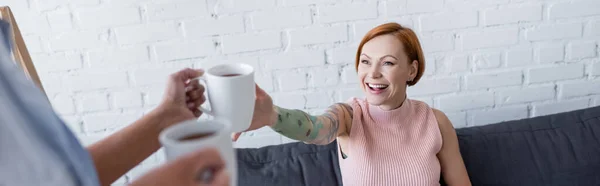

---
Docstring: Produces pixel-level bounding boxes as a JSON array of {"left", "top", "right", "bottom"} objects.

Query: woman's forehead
[{"left": 362, "top": 35, "right": 405, "bottom": 57}]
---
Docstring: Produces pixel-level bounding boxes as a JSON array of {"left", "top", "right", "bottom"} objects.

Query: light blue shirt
[{"left": 0, "top": 20, "right": 99, "bottom": 186}]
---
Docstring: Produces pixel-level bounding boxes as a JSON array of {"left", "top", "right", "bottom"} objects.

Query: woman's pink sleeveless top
[{"left": 338, "top": 97, "right": 443, "bottom": 186}]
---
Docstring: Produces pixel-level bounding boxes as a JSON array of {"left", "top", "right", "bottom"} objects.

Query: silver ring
[{"left": 196, "top": 168, "right": 214, "bottom": 184}]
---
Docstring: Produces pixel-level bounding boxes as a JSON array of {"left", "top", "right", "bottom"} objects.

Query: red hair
[{"left": 355, "top": 22, "right": 425, "bottom": 86}]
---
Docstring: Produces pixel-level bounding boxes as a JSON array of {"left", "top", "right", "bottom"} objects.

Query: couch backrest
[
  {"left": 236, "top": 106, "right": 600, "bottom": 186},
  {"left": 453, "top": 105, "right": 600, "bottom": 186},
  {"left": 235, "top": 140, "right": 342, "bottom": 186}
]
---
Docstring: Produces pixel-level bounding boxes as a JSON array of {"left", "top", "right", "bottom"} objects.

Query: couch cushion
[
  {"left": 235, "top": 141, "right": 342, "bottom": 186},
  {"left": 454, "top": 106, "right": 600, "bottom": 186}
]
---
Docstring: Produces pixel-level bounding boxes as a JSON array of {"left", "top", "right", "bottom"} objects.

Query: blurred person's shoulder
[{"left": 0, "top": 20, "right": 99, "bottom": 186}]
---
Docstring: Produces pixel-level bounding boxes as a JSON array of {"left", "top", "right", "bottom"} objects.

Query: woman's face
[{"left": 357, "top": 34, "right": 418, "bottom": 110}]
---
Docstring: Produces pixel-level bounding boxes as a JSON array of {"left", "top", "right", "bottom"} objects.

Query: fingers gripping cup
[
  {"left": 159, "top": 120, "right": 237, "bottom": 185},
  {"left": 194, "top": 63, "right": 255, "bottom": 133}
]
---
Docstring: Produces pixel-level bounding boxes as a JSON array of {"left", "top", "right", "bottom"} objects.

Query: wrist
[
  {"left": 267, "top": 105, "right": 279, "bottom": 127},
  {"left": 149, "top": 105, "right": 190, "bottom": 131}
]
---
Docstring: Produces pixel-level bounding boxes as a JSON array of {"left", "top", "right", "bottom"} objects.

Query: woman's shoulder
[
  {"left": 407, "top": 99, "right": 447, "bottom": 121},
  {"left": 411, "top": 100, "right": 454, "bottom": 135},
  {"left": 406, "top": 98, "right": 431, "bottom": 107},
  {"left": 406, "top": 98, "right": 435, "bottom": 114}
]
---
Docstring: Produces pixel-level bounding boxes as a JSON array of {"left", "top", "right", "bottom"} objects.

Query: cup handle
[{"left": 192, "top": 76, "right": 213, "bottom": 116}]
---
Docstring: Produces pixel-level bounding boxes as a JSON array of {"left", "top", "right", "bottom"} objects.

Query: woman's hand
[{"left": 232, "top": 84, "right": 277, "bottom": 141}]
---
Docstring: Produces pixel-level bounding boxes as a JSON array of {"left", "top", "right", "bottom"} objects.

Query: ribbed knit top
[{"left": 338, "top": 97, "right": 443, "bottom": 186}]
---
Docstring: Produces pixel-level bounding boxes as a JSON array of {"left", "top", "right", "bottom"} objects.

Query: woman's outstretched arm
[{"left": 270, "top": 103, "right": 353, "bottom": 145}]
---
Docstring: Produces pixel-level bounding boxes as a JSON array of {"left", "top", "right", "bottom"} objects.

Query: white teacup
[
  {"left": 195, "top": 63, "right": 255, "bottom": 133},
  {"left": 159, "top": 119, "right": 237, "bottom": 184}
]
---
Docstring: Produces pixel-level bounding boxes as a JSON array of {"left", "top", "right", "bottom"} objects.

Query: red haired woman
[{"left": 236, "top": 22, "right": 471, "bottom": 186}]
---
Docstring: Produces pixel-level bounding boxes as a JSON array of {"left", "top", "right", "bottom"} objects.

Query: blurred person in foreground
[{"left": 0, "top": 20, "right": 228, "bottom": 186}]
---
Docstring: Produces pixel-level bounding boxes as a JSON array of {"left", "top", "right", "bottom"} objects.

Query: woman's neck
[{"left": 377, "top": 94, "right": 407, "bottom": 111}]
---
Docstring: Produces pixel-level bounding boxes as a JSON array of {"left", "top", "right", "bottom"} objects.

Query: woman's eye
[
  {"left": 384, "top": 61, "right": 394, "bottom": 65},
  {"left": 361, "top": 60, "right": 369, "bottom": 64}
]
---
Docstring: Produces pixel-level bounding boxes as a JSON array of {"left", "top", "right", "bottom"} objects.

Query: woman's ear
[{"left": 409, "top": 60, "right": 419, "bottom": 80}]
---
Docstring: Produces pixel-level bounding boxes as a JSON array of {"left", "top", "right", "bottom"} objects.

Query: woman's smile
[{"left": 365, "top": 83, "right": 389, "bottom": 95}]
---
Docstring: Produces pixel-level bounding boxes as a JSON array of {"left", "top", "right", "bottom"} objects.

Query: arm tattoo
[{"left": 270, "top": 103, "right": 353, "bottom": 145}]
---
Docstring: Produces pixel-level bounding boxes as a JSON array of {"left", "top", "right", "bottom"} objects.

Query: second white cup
[{"left": 159, "top": 119, "right": 237, "bottom": 185}]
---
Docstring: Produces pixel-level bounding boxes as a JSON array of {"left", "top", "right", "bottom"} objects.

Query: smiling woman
[
  {"left": 235, "top": 22, "right": 472, "bottom": 186},
  {"left": 357, "top": 32, "right": 422, "bottom": 110}
]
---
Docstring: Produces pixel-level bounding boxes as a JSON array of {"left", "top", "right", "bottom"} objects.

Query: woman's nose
[{"left": 368, "top": 67, "right": 383, "bottom": 79}]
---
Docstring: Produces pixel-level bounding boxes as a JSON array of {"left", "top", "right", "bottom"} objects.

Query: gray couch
[{"left": 235, "top": 105, "right": 600, "bottom": 186}]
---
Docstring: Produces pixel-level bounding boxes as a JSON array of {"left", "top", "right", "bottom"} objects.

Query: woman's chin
[{"left": 365, "top": 96, "right": 386, "bottom": 106}]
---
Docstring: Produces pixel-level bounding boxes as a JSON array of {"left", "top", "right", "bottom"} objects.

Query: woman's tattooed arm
[{"left": 270, "top": 103, "right": 353, "bottom": 145}]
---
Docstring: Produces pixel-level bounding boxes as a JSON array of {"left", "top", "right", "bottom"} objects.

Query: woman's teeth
[{"left": 367, "top": 83, "right": 389, "bottom": 90}]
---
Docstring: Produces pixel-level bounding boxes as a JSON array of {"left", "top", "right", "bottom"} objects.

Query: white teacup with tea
[
  {"left": 194, "top": 63, "right": 255, "bottom": 133},
  {"left": 159, "top": 119, "right": 237, "bottom": 184}
]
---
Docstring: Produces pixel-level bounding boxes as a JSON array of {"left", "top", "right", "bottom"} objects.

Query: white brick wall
[
  {"left": 461, "top": 27, "right": 519, "bottom": 50},
  {"left": 421, "top": 34, "right": 454, "bottom": 53},
  {"left": 215, "top": 0, "right": 276, "bottom": 14},
  {"left": 318, "top": 3, "right": 378, "bottom": 23},
  {"left": 471, "top": 52, "right": 502, "bottom": 69},
  {"left": 483, "top": 4, "right": 542, "bottom": 26},
  {"left": 47, "top": 8, "right": 74, "bottom": 33},
  {"left": 183, "top": 15, "right": 245, "bottom": 38},
  {"left": 221, "top": 32, "right": 281, "bottom": 54},
  {"left": 2, "top": 0, "right": 599, "bottom": 184},
  {"left": 593, "top": 63, "right": 600, "bottom": 76},
  {"left": 145, "top": 1, "right": 209, "bottom": 21},
  {"left": 549, "top": 1, "right": 600, "bottom": 19},
  {"left": 537, "top": 44, "right": 564, "bottom": 63},
  {"left": 155, "top": 39, "right": 216, "bottom": 61},
  {"left": 88, "top": 46, "right": 150, "bottom": 67},
  {"left": 438, "top": 92, "right": 495, "bottom": 112},
  {"left": 77, "top": 5, "right": 141, "bottom": 29},
  {"left": 116, "top": 22, "right": 182, "bottom": 45},
  {"left": 289, "top": 24, "right": 349, "bottom": 47},
  {"left": 277, "top": 70, "right": 307, "bottom": 91},
  {"left": 529, "top": 63, "right": 584, "bottom": 83},
  {"left": 112, "top": 90, "right": 144, "bottom": 108},
  {"left": 466, "top": 70, "right": 523, "bottom": 90},
  {"left": 250, "top": 7, "right": 312, "bottom": 30},
  {"left": 496, "top": 86, "right": 556, "bottom": 105},
  {"left": 532, "top": 98, "right": 591, "bottom": 117},
  {"left": 506, "top": 48, "right": 534, "bottom": 67},
  {"left": 32, "top": 52, "right": 83, "bottom": 72},
  {"left": 470, "top": 105, "right": 529, "bottom": 127},
  {"left": 592, "top": 20, "right": 600, "bottom": 36},
  {"left": 78, "top": 92, "right": 110, "bottom": 113},
  {"left": 420, "top": 11, "right": 478, "bottom": 32},
  {"left": 525, "top": 23, "right": 583, "bottom": 41},
  {"left": 560, "top": 80, "right": 600, "bottom": 98},
  {"left": 567, "top": 41, "right": 597, "bottom": 60},
  {"left": 407, "top": 77, "right": 460, "bottom": 95},
  {"left": 50, "top": 30, "right": 111, "bottom": 51},
  {"left": 436, "top": 55, "right": 469, "bottom": 74},
  {"left": 262, "top": 49, "right": 325, "bottom": 70}
]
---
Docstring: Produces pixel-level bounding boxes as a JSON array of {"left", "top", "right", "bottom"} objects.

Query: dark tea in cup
[
  {"left": 220, "top": 73, "right": 241, "bottom": 77},
  {"left": 178, "top": 132, "right": 214, "bottom": 141}
]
